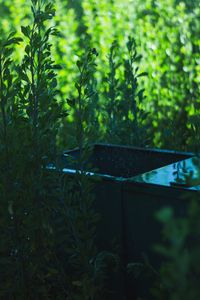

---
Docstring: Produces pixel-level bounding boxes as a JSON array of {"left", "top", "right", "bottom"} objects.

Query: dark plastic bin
[
  {"left": 55, "top": 143, "right": 195, "bottom": 299},
  {"left": 61, "top": 143, "right": 192, "bottom": 178}
]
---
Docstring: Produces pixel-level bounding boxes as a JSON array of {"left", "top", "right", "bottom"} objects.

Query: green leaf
[
  {"left": 67, "top": 98, "right": 76, "bottom": 107},
  {"left": 21, "top": 26, "right": 30, "bottom": 38},
  {"left": 137, "top": 72, "right": 148, "bottom": 78},
  {"left": 156, "top": 207, "right": 174, "bottom": 223},
  {"left": 4, "top": 37, "right": 23, "bottom": 47}
]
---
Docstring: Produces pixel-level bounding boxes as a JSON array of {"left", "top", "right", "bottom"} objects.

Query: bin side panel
[{"left": 123, "top": 186, "right": 191, "bottom": 299}]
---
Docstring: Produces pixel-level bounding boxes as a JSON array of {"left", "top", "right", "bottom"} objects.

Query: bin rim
[{"left": 63, "top": 143, "right": 194, "bottom": 157}]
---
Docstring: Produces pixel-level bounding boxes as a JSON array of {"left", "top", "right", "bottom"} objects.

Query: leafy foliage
[
  {"left": 0, "top": 1, "right": 68, "bottom": 298},
  {"left": 0, "top": 0, "right": 199, "bottom": 150},
  {"left": 59, "top": 48, "right": 118, "bottom": 300},
  {"left": 102, "top": 38, "right": 149, "bottom": 146},
  {"left": 152, "top": 197, "right": 200, "bottom": 300}
]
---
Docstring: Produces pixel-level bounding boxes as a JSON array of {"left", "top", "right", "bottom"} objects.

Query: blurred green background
[{"left": 0, "top": 0, "right": 199, "bottom": 150}]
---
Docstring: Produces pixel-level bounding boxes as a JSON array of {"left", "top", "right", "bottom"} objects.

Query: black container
[{"left": 55, "top": 143, "right": 195, "bottom": 299}]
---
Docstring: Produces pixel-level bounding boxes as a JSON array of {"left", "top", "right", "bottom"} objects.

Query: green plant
[
  {"left": 151, "top": 193, "right": 200, "bottom": 300},
  {"left": 120, "top": 36, "right": 149, "bottom": 146},
  {"left": 1, "top": 0, "right": 199, "bottom": 151},
  {"left": 103, "top": 37, "right": 149, "bottom": 146},
  {"left": 102, "top": 40, "right": 122, "bottom": 143},
  {"left": 59, "top": 48, "right": 118, "bottom": 300},
  {"left": 67, "top": 47, "right": 99, "bottom": 151},
  {"left": 0, "top": 31, "right": 24, "bottom": 299},
  {"left": 136, "top": 0, "right": 200, "bottom": 150},
  {"left": 0, "top": 1, "right": 67, "bottom": 298}
]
